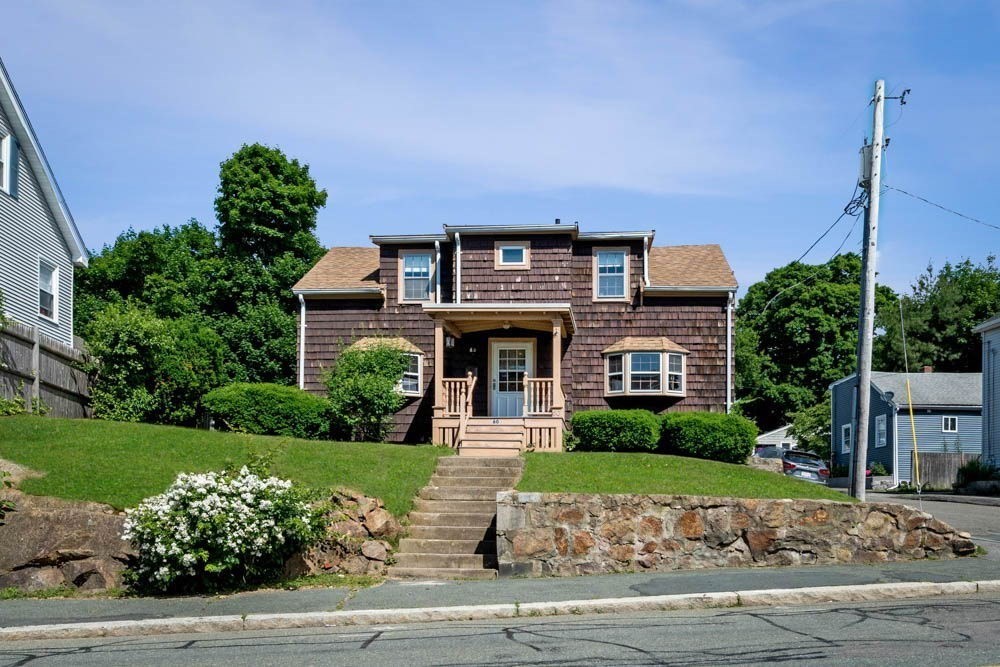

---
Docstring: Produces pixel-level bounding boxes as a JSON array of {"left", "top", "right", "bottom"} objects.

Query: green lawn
[
  {"left": 518, "top": 451, "right": 852, "bottom": 501},
  {"left": 0, "top": 416, "right": 448, "bottom": 515}
]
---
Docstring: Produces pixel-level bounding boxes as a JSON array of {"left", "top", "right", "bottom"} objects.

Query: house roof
[
  {"left": 602, "top": 336, "right": 690, "bottom": 355},
  {"left": 647, "top": 245, "right": 737, "bottom": 289},
  {"left": 345, "top": 336, "right": 424, "bottom": 355},
  {"left": 0, "top": 58, "right": 88, "bottom": 267},
  {"left": 974, "top": 313, "right": 1000, "bottom": 334},
  {"left": 293, "top": 247, "right": 380, "bottom": 294},
  {"left": 870, "top": 372, "right": 982, "bottom": 409}
]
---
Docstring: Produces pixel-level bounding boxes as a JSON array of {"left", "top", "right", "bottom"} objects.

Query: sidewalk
[{"left": 3, "top": 557, "right": 999, "bottom": 630}]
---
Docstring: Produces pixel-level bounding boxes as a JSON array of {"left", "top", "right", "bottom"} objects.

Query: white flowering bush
[{"left": 123, "top": 465, "right": 320, "bottom": 594}]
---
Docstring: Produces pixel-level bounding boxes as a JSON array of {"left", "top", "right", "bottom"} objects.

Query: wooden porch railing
[
  {"left": 523, "top": 376, "right": 558, "bottom": 415},
  {"left": 442, "top": 373, "right": 475, "bottom": 417}
]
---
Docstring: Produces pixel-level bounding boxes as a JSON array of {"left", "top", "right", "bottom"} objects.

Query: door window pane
[{"left": 498, "top": 348, "right": 526, "bottom": 392}]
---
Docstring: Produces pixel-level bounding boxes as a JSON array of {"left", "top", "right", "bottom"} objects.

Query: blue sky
[{"left": 4, "top": 0, "right": 999, "bottom": 294}]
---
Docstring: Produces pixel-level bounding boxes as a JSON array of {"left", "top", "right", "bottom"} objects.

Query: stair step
[
  {"left": 412, "top": 498, "right": 498, "bottom": 514},
  {"left": 393, "top": 553, "right": 489, "bottom": 569},
  {"left": 434, "top": 466, "right": 522, "bottom": 478},
  {"left": 398, "top": 538, "right": 496, "bottom": 555},
  {"left": 420, "top": 487, "right": 500, "bottom": 501},
  {"left": 429, "top": 475, "right": 517, "bottom": 488},
  {"left": 465, "top": 425, "right": 523, "bottom": 434},
  {"left": 458, "top": 446, "right": 522, "bottom": 458},
  {"left": 406, "top": 525, "right": 495, "bottom": 541},
  {"left": 388, "top": 567, "right": 497, "bottom": 581},
  {"left": 437, "top": 457, "right": 524, "bottom": 468},
  {"left": 408, "top": 511, "right": 497, "bottom": 527}
]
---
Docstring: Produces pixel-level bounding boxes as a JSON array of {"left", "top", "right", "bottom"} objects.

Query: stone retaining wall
[{"left": 496, "top": 492, "right": 976, "bottom": 577}]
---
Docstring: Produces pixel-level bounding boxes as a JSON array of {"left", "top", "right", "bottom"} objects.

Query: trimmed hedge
[
  {"left": 569, "top": 410, "right": 661, "bottom": 452},
  {"left": 202, "top": 383, "right": 332, "bottom": 440},
  {"left": 659, "top": 412, "right": 757, "bottom": 464}
]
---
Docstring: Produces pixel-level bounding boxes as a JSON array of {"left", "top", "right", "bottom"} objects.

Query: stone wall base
[{"left": 496, "top": 492, "right": 975, "bottom": 577}]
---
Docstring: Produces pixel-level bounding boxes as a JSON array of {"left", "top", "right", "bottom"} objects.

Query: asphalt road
[
  {"left": 877, "top": 494, "right": 1000, "bottom": 559},
  {"left": 3, "top": 595, "right": 1000, "bottom": 667}
]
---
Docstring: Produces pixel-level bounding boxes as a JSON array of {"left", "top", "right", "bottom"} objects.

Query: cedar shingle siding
[{"left": 297, "top": 229, "right": 735, "bottom": 443}]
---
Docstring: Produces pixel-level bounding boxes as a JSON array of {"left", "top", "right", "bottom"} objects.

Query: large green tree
[
  {"left": 215, "top": 143, "right": 327, "bottom": 264},
  {"left": 875, "top": 256, "right": 1000, "bottom": 372},
  {"left": 736, "top": 253, "right": 897, "bottom": 431}
]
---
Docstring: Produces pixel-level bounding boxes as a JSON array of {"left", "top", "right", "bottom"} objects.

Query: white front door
[{"left": 491, "top": 341, "right": 534, "bottom": 417}]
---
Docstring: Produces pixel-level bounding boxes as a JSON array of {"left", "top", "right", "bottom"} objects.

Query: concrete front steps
[
  {"left": 458, "top": 419, "right": 524, "bottom": 457},
  {"left": 388, "top": 456, "right": 523, "bottom": 580}
]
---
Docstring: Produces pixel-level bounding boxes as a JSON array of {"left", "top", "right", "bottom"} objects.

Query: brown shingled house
[{"left": 293, "top": 222, "right": 737, "bottom": 455}]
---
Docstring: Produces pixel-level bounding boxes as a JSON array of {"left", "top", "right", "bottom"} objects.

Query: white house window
[
  {"left": 630, "top": 352, "right": 661, "bottom": 392},
  {"left": 595, "top": 249, "right": 627, "bottom": 299},
  {"left": 400, "top": 251, "right": 433, "bottom": 302},
  {"left": 495, "top": 241, "right": 530, "bottom": 269},
  {"left": 942, "top": 416, "right": 958, "bottom": 433},
  {"left": 38, "top": 260, "right": 57, "bottom": 321},
  {"left": 399, "top": 353, "right": 422, "bottom": 396},
  {"left": 875, "top": 414, "right": 887, "bottom": 448},
  {"left": 0, "top": 135, "right": 7, "bottom": 193},
  {"left": 841, "top": 423, "right": 852, "bottom": 454},
  {"left": 666, "top": 353, "right": 684, "bottom": 392},
  {"left": 607, "top": 354, "right": 624, "bottom": 393}
]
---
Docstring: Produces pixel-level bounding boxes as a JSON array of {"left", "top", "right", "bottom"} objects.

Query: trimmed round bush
[
  {"left": 202, "top": 383, "right": 332, "bottom": 439},
  {"left": 659, "top": 412, "right": 757, "bottom": 464},
  {"left": 570, "top": 409, "right": 661, "bottom": 452}
]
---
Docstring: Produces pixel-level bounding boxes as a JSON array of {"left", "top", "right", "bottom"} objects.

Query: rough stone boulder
[
  {"left": 285, "top": 490, "right": 400, "bottom": 577},
  {"left": 0, "top": 491, "right": 134, "bottom": 592}
]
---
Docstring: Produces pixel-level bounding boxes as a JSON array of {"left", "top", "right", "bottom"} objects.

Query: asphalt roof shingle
[
  {"left": 870, "top": 372, "right": 982, "bottom": 408},
  {"left": 647, "top": 245, "right": 737, "bottom": 288},
  {"left": 293, "top": 247, "right": 380, "bottom": 291}
]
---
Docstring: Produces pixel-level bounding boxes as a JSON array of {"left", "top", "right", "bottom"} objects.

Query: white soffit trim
[
  {"left": 292, "top": 288, "right": 384, "bottom": 298},
  {"left": 0, "top": 58, "right": 88, "bottom": 267}
]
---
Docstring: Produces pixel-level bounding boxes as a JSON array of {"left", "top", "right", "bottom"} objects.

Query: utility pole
[{"left": 851, "top": 79, "right": 885, "bottom": 501}]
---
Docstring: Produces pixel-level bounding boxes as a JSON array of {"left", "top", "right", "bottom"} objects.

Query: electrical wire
[{"left": 883, "top": 184, "right": 1000, "bottom": 232}]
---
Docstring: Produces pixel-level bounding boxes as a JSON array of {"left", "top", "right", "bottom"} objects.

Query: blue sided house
[{"left": 830, "top": 370, "right": 982, "bottom": 486}]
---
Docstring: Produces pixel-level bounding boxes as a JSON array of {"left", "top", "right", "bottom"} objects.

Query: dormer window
[
  {"left": 399, "top": 250, "right": 435, "bottom": 303},
  {"left": 495, "top": 241, "right": 530, "bottom": 270}
]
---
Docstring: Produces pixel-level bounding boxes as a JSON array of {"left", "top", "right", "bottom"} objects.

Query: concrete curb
[{"left": 2, "top": 580, "right": 998, "bottom": 641}]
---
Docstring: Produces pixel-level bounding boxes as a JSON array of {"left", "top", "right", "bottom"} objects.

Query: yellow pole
[{"left": 905, "top": 375, "right": 920, "bottom": 488}]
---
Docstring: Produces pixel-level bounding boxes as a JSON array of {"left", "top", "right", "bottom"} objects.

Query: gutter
[
  {"left": 455, "top": 232, "right": 462, "bottom": 304},
  {"left": 297, "top": 294, "right": 306, "bottom": 390},
  {"left": 644, "top": 285, "right": 737, "bottom": 294},
  {"left": 434, "top": 240, "right": 441, "bottom": 303},
  {"left": 726, "top": 291, "right": 734, "bottom": 413},
  {"left": 643, "top": 236, "right": 650, "bottom": 288},
  {"left": 292, "top": 288, "right": 383, "bottom": 298}
]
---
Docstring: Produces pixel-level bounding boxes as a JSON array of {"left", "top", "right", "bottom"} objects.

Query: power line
[
  {"left": 883, "top": 184, "right": 1000, "bottom": 232},
  {"left": 793, "top": 187, "right": 867, "bottom": 264}
]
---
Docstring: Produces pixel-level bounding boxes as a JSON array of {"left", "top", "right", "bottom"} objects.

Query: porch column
[
  {"left": 434, "top": 319, "right": 445, "bottom": 417},
  {"left": 551, "top": 317, "right": 564, "bottom": 417}
]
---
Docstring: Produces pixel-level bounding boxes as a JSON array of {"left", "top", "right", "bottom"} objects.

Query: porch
[{"left": 425, "top": 304, "right": 574, "bottom": 456}]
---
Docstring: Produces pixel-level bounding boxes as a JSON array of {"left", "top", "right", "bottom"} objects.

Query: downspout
[
  {"left": 643, "top": 236, "right": 650, "bottom": 288},
  {"left": 455, "top": 232, "right": 462, "bottom": 304},
  {"left": 297, "top": 294, "right": 306, "bottom": 390},
  {"left": 725, "top": 290, "right": 734, "bottom": 413},
  {"left": 434, "top": 240, "right": 441, "bottom": 303}
]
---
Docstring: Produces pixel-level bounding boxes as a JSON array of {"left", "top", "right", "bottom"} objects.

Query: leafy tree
[
  {"left": 876, "top": 257, "right": 1000, "bottom": 372},
  {"left": 787, "top": 397, "right": 831, "bottom": 462},
  {"left": 325, "top": 343, "right": 409, "bottom": 442},
  {"left": 215, "top": 143, "right": 327, "bottom": 264},
  {"left": 85, "top": 303, "right": 226, "bottom": 426},
  {"left": 736, "top": 253, "right": 896, "bottom": 431}
]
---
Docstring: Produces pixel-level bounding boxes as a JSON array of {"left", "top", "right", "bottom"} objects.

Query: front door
[{"left": 490, "top": 341, "right": 534, "bottom": 417}]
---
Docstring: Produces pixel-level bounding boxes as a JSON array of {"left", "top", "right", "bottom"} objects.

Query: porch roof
[{"left": 422, "top": 302, "right": 576, "bottom": 336}]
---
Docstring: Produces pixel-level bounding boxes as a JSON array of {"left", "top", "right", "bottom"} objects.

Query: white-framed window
[
  {"left": 841, "top": 423, "right": 852, "bottom": 454},
  {"left": 399, "top": 250, "right": 434, "bottom": 303},
  {"left": 606, "top": 353, "right": 624, "bottom": 393},
  {"left": 495, "top": 241, "right": 530, "bottom": 269},
  {"left": 594, "top": 248, "right": 628, "bottom": 300},
  {"left": 399, "top": 353, "right": 422, "bottom": 396},
  {"left": 604, "top": 351, "right": 686, "bottom": 396},
  {"left": 0, "top": 134, "right": 8, "bottom": 193},
  {"left": 629, "top": 352, "right": 661, "bottom": 392},
  {"left": 38, "top": 259, "right": 58, "bottom": 322},
  {"left": 875, "top": 414, "right": 887, "bottom": 448},
  {"left": 942, "top": 416, "right": 958, "bottom": 433}
]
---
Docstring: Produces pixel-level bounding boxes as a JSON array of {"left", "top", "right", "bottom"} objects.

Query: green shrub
[
  {"left": 569, "top": 410, "right": 661, "bottom": 452},
  {"left": 325, "top": 342, "right": 409, "bottom": 442},
  {"left": 869, "top": 461, "right": 890, "bottom": 476},
  {"left": 659, "top": 412, "right": 757, "bottom": 464},
  {"left": 203, "top": 383, "right": 332, "bottom": 439},
  {"left": 956, "top": 459, "right": 1000, "bottom": 486}
]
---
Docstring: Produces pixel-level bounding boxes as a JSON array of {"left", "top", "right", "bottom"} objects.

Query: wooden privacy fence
[
  {"left": 0, "top": 320, "right": 91, "bottom": 418},
  {"left": 910, "top": 452, "right": 979, "bottom": 489}
]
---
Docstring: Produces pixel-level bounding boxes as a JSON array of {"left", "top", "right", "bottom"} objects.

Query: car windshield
[{"left": 785, "top": 452, "right": 824, "bottom": 466}]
